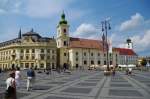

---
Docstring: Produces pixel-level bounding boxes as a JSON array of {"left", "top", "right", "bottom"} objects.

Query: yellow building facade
[{"left": 0, "top": 29, "right": 57, "bottom": 70}]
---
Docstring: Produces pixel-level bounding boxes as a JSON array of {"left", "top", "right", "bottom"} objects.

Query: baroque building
[{"left": 0, "top": 29, "right": 57, "bottom": 70}]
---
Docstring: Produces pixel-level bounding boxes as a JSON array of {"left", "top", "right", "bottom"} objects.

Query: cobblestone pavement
[{"left": 0, "top": 70, "right": 150, "bottom": 99}]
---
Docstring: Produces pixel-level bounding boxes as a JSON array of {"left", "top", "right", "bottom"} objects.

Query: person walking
[
  {"left": 26, "top": 67, "right": 35, "bottom": 91},
  {"left": 15, "top": 67, "right": 21, "bottom": 89},
  {"left": 5, "top": 72, "right": 17, "bottom": 99}
]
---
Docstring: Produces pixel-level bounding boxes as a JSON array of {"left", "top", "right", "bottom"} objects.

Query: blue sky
[{"left": 0, "top": 0, "right": 150, "bottom": 56}]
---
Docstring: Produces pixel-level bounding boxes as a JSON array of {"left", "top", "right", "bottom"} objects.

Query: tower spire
[
  {"left": 18, "top": 28, "right": 22, "bottom": 39},
  {"left": 59, "top": 11, "right": 68, "bottom": 25},
  {"left": 30, "top": 28, "right": 34, "bottom": 32}
]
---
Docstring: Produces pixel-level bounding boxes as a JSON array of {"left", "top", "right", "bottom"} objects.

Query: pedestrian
[
  {"left": 0, "top": 68, "right": 2, "bottom": 73},
  {"left": 112, "top": 68, "right": 116, "bottom": 76},
  {"left": 128, "top": 68, "right": 132, "bottom": 75},
  {"left": 26, "top": 67, "right": 35, "bottom": 91},
  {"left": 5, "top": 72, "right": 17, "bottom": 99},
  {"left": 15, "top": 67, "right": 21, "bottom": 89}
]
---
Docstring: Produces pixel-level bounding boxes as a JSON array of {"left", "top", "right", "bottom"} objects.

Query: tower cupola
[{"left": 59, "top": 11, "right": 68, "bottom": 25}]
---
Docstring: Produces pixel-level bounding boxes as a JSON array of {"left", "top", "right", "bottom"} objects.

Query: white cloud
[
  {"left": 72, "top": 23, "right": 100, "bottom": 39},
  {"left": 131, "top": 30, "right": 150, "bottom": 52},
  {"left": 110, "top": 29, "right": 150, "bottom": 54},
  {"left": 119, "top": 13, "right": 144, "bottom": 31},
  {"left": 0, "top": 0, "right": 22, "bottom": 14}
]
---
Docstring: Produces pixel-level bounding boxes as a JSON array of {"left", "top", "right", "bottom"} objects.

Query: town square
[{"left": 0, "top": 0, "right": 150, "bottom": 99}]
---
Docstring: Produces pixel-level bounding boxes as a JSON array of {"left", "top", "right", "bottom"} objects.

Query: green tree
[{"left": 141, "top": 58, "right": 147, "bottom": 66}]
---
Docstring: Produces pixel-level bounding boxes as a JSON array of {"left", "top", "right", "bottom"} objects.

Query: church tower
[
  {"left": 56, "top": 12, "right": 70, "bottom": 69},
  {"left": 126, "top": 38, "right": 133, "bottom": 49},
  {"left": 56, "top": 11, "right": 69, "bottom": 48}
]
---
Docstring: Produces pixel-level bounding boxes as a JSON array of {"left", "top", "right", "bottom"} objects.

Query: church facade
[{"left": 0, "top": 13, "right": 138, "bottom": 70}]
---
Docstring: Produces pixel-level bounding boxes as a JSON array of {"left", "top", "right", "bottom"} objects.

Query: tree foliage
[{"left": 141, "top": 58, "right": 147, "bottom": 66}]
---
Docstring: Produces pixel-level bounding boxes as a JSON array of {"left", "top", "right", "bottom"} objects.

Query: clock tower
[{"left": 56, "top": 12, "right": 70, "bottom": 69}]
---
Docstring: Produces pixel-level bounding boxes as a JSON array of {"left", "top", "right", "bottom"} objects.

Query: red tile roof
[
  {"left": 69, "top": 37, "right": 104, "bottom": 50},
  {"left": 113, "top": 48, "right": 137, "bottom": 56}
]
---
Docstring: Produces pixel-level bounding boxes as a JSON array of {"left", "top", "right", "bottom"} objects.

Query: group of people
[{"left": 5, "top": 67, "right": 35, "bottom": 99}]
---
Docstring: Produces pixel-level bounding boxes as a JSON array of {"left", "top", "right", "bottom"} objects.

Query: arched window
[
  {"left": 91, "top": 60, "right": 94, "bottom": 65},
  {"left": 63, "top": 29, "right": 66, "bottom": 33},
  {"left": 64, "top": 41, "right": 67, "bottom": 46},
  {"left": 98, "top": 60, "right": 101, "bottom": 64}
]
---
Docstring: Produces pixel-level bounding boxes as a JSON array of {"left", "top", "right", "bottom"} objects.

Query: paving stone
[
  {"left": 84, "top": 79, "right": 100, "bottom": 82},
  {"left": 109, "top": 89, "right": 143, "bottom": 97},
  {"left": 0, "top": 83, "right": 6, "bottom": 88},
  {"left": 110, "top": 83, "right": 132, "bottom": 87},
  {"left": 61, "top": 87, "right": 92, "bottom": 94},
  {"left": 76, "top": 82, "right": 97, "bottom": 86},
  {"left": 62, "top": 79, "right": 74, "bottom": 81},
  {"left": 45, "top": 96, "right": 79, "bottom": 99},
  {"left": 32, "top": 85, "right": 53, "bottom": 90},
  {"left": 0, "top": 92, "right": 30, "bottom": 99},
  {"left": 48, "top": 81, "right": 66, "bottom": 84},
  {"left": 146, "top": 84, "right": 150, "bottom": 87}
]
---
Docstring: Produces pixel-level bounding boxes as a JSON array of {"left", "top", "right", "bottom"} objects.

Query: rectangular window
[
  {"left": 47, "top": 56, "right": 50, "bottom": 59},
  {"left": 20, "top": 63, "right": 24, "bottom": 68},
  {"left": 76, "top": 52, "right": 78, "bottom": 56},
  {"left": 32, "top": 55, "right": 35, "bottom": 60},
  {"left": 104, "top": 61, "right": 106, "bottom": 65},
  {"left": 26, "top": 56, "right": 29, "bottom": 60},
  {"left": 31, "top": 63, "right": 34, "bottom": 67},
  {"left": 84, "top": 52, "right": 86, "bottom": 56},
  {"left": 91, "top": 53, "right": 93, "bottom": 56},
  {"left": 47, "top": 49, "right": 50, "bottom": 53},
  {"left": 52, "top": 50, "right": 55, "bottom": 54},
  {"left": 41, "top": 49, "right": 44, "bottom": 53},
  {"left": 26, "top": 49, "right": 29, "bottom": 53},
  {"left": 40, "top": 63, "right": 44, "bottom": 68},
  {"left": 76, "top": 58, "right": 78, "bottom": 61},
  {"left": 20, "top": 56, "right": 23, "bottom": 60},
  {"left": 32, "top": 49, "right": 35, "bottom": 53},
  {"left": 40, "top": 55, "right": 45, "bottom": 60},
  {"left": 64, "top": 53, "right": 66, "bottom": 56},
  {"left": 84, "top": 60, "right": 87, "bottom": 65},
  {"left": 21, "top": 49, "right": 24, "bottom": 53},
  {"left": 25, "top": 63, "right": 29, "bottom": 68},
  {"left": 52, "top": 55, "right": 55, "bottom": 60}
]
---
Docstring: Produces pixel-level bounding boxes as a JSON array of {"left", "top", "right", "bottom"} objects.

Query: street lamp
[{"left": 101, "top": 20, "right": 111, "bottom": 71}]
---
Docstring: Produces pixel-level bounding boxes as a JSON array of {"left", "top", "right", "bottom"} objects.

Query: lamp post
[{"left": 101, "top": 20, "right": 111, "bottom": 71}]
